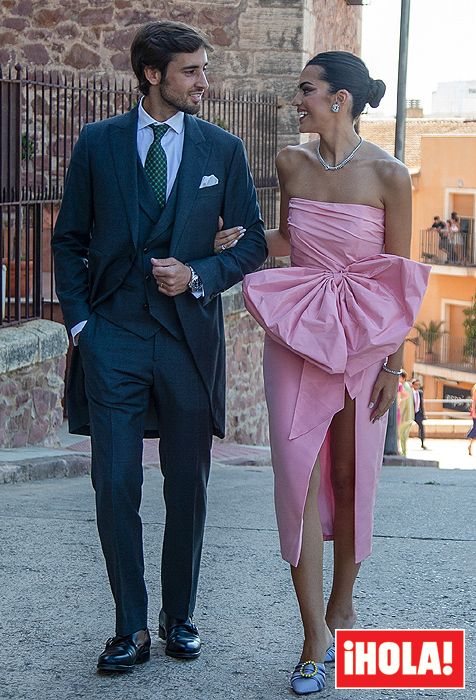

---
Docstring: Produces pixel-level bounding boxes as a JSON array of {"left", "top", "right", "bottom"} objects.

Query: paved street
[{"left": 1, "top": 459, "right": 474, "bottom": 699}]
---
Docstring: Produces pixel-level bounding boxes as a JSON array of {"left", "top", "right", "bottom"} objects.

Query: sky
[{"left": 361, "top": 0, "right": 476, "bottom": 117}]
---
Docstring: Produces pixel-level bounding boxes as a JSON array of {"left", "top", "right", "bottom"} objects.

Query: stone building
[
  {"left": 1, "top": 0, "right": 362, "bottom": 150},
  {"left": 0, "top": 1, "right": 362, "bottom": 447}
]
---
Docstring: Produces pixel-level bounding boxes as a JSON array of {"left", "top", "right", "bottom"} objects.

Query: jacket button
[
  {"left": 143, "top": 246, "right": 149, "bottom": 253},
  {"left": 143, "top": 303, "right": 149, "bottom": 310},
  {"left": 145, "top": 274, "right": 151, "bottom": 281}
]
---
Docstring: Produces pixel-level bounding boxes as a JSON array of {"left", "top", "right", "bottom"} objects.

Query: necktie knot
[{"left": 151, "top": 123, "right": 169, "bottom": 141}]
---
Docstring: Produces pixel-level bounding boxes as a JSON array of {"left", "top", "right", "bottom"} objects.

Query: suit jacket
[{"left": 52, "top": 106, "right": 267, "bottom": 437}]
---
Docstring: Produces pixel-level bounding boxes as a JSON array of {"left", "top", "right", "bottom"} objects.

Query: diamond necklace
[{"left": 316, "top": 136, "right": 363, "bottom": 171}]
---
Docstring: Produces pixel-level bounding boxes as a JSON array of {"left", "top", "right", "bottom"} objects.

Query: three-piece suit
[{"left": 52, "top": 105, "right": 267, "bottom": 635}]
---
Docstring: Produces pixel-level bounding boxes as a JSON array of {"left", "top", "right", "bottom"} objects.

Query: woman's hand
[
  {"left": 213, "top": 215, "right": 245, "bottom": 254},
  {"left": 368, "top": 369, "right": 400, "bottom": 422}
]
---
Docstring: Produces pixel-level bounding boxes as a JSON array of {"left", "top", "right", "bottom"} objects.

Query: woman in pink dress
[{"left": 216, "top": 51, "right": 429, "bottom": 694}]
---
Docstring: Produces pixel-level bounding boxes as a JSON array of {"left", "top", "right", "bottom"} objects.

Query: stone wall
[
  {"left": 0, "top": 320, "right": 69, "bottom": 447},
  {"left": 223, "top": 285, "right": 268, "bottom": 445},
  {"left": 0, "top": 0, "right": 361, "bottom": 150}
]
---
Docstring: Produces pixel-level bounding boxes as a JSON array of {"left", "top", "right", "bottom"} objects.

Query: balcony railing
[
  {"left": 419, "top": 223, "right": 475, "bottom": 267},
  {"left": 414, "top": 335, "right": 476, "bottom": 373}
]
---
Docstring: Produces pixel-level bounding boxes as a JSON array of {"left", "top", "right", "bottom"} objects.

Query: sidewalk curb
[
  {"left": 0, "top": 451, "right": 439, "bottom": 485},
  {"left": 383, "top": 455, "right": 439, "bottom": 468},
  {"left": 0, "top": 455, "right": 91, "bottom": 484}
]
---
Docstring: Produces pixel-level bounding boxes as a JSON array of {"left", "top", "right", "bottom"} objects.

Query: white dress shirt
[
  {"left": 137, "top": 97, "right": 185, "bottom": 199},
  {"left": 413, "top": 388, "right": 420, "bottom": 413}
]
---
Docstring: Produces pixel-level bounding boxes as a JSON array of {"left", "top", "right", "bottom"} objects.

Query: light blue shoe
[
  {"left": 290, "top": 660, "right": 326, "bottom": 695},
  {"left": 324, "top": 640, "right": 335, "bottom": 664}
]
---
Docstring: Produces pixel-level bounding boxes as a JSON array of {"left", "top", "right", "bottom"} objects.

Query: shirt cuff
[
  {"left": 191, "top": 285, "right": 204, "bottom": 299},
  {"left": 71, "top": 319, "right": 88, "bottom": 346}
]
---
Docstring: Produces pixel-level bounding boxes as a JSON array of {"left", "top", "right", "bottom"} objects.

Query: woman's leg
[
  {"left": 291, "top": 458, "right": 334, "bottom": 662},
  {"left": 325, "top": 390, "right": 360, "bottom": 635}
]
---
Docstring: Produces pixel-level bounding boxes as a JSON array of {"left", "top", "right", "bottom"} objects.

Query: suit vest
[{"left": 95, "top": 159, "right": 183, "bottom": 339}]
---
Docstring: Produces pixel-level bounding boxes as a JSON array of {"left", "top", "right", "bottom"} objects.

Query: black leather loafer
[
  {"left": 97, "top": 628, "right": 151, "bottom": 672},
  {"left": 158, "top": 609, "right": 201, "bottom": 659}
]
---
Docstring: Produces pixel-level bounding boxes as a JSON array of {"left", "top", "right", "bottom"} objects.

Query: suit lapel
[
  {"left": 109, "top": 106, "right": 140, "bottom": 247},
  {"left": 170, "top": 114, "right": 212, "bottom": 256}
]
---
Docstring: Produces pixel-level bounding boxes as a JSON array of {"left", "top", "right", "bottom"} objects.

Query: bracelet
[{"left": 382, "top": 363, "right": 404, "bottom": 376}]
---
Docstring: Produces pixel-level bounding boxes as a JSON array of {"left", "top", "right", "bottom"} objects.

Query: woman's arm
[
  {"left": 369, "top": 162, "right": 412, "bottom": 421},
  {"left": 263, "top": 150, "right": 292, "bottom": 257},
  {"left": 213, "top": 148, "right": 293, "bottom": 257},
  {"left": 382, "top": 162, "right": 412, "bottom": 371}
]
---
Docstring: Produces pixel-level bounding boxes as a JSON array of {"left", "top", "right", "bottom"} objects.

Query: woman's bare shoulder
[
  {"left": 361, "top": 142, "right": 410, "bottom": 196},
  {"left": 363, "top": 141, "right": 409, "bottom": 176},
  {"left": 276, "top": 142, "right": 317, "bottom": 170}
]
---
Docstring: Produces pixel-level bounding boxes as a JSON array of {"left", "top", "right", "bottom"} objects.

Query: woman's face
[{"left": 291, "top": 65, "right": 334, "bottom": 133}]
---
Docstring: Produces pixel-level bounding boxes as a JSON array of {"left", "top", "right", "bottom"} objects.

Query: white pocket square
[{"left": 199, "top": 174, "right": 219, "bottom": 189}]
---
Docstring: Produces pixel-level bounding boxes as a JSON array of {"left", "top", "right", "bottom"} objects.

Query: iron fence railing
[
  {"left": 415, "top": 334, "right": 476, "bottom": 373},
  {"left": 419, "top": 222, "right": 475, "bottom": 267},
  {"left": 1, "top": 65, "right": 279, "bottom": 327}
]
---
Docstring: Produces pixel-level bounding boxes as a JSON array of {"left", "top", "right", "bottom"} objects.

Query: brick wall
[{"left": 223, "top": 285, "right": 268, "bottom": 445}]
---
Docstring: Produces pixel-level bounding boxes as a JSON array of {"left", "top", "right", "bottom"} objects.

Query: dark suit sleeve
[
  {"left": 187, "top": 138, "right": 267, "bottom": 302},
  {"left": 52, "top": 126, "right": 93, "bottom": 332}
]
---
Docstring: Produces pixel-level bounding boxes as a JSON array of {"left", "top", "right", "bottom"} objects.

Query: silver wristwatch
[{"left": 186, "top": 264, "right": 202, "bottom": 293}]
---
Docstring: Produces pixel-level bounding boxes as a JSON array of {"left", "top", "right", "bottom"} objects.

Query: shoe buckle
[{"left": 300, "top": 660, "right": 319, "bottom": 678}]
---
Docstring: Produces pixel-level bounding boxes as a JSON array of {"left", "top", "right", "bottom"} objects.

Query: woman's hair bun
[{"left": 367, "top": 78, "right": 386, "bottom": 108}]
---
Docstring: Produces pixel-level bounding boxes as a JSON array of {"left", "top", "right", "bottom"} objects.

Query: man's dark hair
[{"left": 131, "top": 21, "right": 213, "bottom": 95}]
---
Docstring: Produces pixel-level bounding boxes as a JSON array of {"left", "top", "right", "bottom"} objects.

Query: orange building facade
[
  {"left": 361, "top": 118, "right": 476, "bottom": 422},
  {"left": 408, "top": 133, "right": 476, "bottom": 416}
]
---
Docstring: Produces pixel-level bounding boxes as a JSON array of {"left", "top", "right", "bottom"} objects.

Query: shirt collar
[{"left": 138, "top": 97, "right": 184, "bottom": 134}]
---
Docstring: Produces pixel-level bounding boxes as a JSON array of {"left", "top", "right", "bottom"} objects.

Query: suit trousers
[
  {"left": 414, "top": 410, "right": 425, "bottom": 446},
  {"left": 78, "top": 312, "right": 213, "bottom": 635}
]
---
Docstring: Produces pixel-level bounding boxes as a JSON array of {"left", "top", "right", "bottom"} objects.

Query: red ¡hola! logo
[{"left": 335, "top": 629, "right": 465, "bottom": 689}]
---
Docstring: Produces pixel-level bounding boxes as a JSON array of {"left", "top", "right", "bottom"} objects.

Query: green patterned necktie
[{"left": 144, "top": 123, "right": 170, "bottom": 208}]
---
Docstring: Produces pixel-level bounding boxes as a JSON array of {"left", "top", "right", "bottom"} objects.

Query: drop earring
[{"left": 331, "top": 102, "right": 340, "bottom": 113}]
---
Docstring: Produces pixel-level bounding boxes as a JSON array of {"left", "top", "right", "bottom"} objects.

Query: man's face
[{"left": 158, "top": 48, "right": 209, "bottom": 116}]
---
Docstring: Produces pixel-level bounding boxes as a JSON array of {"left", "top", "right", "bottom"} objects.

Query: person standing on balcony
[
  {"left": 467, "top": 383, "right": 476, "bottom": 456},
  {"left": 430, "top": 215, "right": 445, "bottom": 231},
  {"left": 411, "top": 378, "right": 426, "bottom": 449},
  {"left": 449, "top": 213, "right": 463, "bottom": 262},
  {"left": 52, "top": 20, "right": 266, "bottom": 673},
  {"left": 432, "top": 215, "right": 451, "bottom": 262},
  {"left": 218, "top": 51, "right": 429, "bottom": 694}
]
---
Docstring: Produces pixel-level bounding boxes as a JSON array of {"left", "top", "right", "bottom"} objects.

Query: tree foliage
[{"left": 463, "top": 296, "right": 476, "bottom": 357}]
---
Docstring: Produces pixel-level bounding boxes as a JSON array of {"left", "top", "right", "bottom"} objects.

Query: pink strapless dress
[{"left": 242, "top": 198, "right": 429, "bottom": 565}]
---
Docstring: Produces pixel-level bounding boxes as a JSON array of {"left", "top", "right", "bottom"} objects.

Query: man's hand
[{"left": 151, "top": 257, "right": 192, "bottom": 296}]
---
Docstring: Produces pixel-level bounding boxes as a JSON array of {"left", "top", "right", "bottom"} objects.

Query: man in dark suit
[
  {"left": 411, "top": 378, "right": 426, "bottom": 449},
  {"left": 52, "top": 21, "right": 267, "bottom": 672}
]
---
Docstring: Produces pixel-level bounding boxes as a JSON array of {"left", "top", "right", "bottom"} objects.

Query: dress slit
[{"left": 265, "top": 334, "right": 387, "bottom": 568}]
